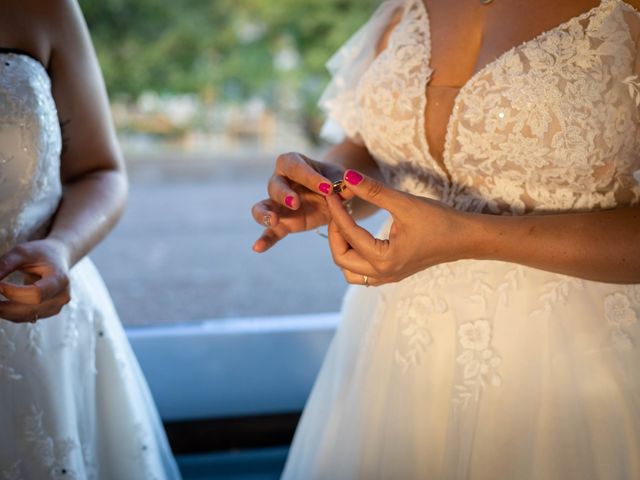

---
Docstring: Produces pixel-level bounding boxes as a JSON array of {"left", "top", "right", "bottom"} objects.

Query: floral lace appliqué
[
  {"left": 1, "top": 460, "right": 22, "bottom": 480},
  {"left": 0, "top": 325, "right": 22, "bottom": 381},
  {"left": 23, "top": 406, "right": 78, "bottom": 479},
  {"left": 623, "top": 74, "right": 640, "bottom": 106},
  {"left": 604, "top": 292, "right": 637, "bottom": 350},
  {"left": 530, "top": 276, "right": 584, "bottom": 319},
  {"left": 394, "top": 294, "right": 447, "bottom": 372},
  {"left": 26, "top": 322, "right": 44, "bottom": 357},
  {"left": 453, "top": 320, "right": 502, "bottom": 413},
  {"left": 496, "top": 266, "right": 526, "bottom": 307}
]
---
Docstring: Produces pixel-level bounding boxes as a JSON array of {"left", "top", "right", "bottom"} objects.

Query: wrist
[
  {"left": 456, "top": 211, "right": 503, "bottom": 261},
  {"left": 44, "top": 235, "right": 73, "bottom": 268}
]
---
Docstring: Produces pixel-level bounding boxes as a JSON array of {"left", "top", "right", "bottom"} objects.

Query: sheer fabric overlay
[
  {"left": 284, "top": 1, "right": 640, "bottom": 478},
  {"left": 0, "top": 53, "right": 180, "bottom": 479}
]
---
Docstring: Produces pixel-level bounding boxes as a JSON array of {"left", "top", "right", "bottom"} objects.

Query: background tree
[{"left": 80, "top": 0, "right": 378, "bottom": 140}]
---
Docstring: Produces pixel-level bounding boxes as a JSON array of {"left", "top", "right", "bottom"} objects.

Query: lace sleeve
[
  {"left": 318, "top": 0, "right": 405, "bottom": 144},
  {"left": 623, "top": 5, "right": 640, "bottom": 107}
]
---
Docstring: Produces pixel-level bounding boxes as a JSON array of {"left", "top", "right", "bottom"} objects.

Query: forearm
[
  {"left": 466, "top": 206, "right": 640, "bottom": 284},
  {"left": 47, "top": 168, "right": 127, "bottom": 267},
  {"left": 323, "top": 139, "right": 383, "bottom": 219}
]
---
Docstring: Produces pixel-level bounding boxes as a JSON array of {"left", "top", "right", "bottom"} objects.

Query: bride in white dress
[
  {"left": 252, "top": 0, "right": 640, "bottom": 478},
  {"left": 0, "top": 1, "right": 180, "bottom": 478}
]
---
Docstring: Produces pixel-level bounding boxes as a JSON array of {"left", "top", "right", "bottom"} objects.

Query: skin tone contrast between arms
[{"left": 0, "top": 0, "right": 127, "bottom": 323}]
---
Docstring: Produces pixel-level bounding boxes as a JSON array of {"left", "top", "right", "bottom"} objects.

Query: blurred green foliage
[{"left": 80, "top": 0, "right": 378, "bottom": 106}]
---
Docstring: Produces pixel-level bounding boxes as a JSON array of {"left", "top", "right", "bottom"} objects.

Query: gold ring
[
  {"left": 363, "top": 275, "right": 369, "bottom": 287},
  {"left": 332, "top": 180, "right": 346, "bottom": 194}
]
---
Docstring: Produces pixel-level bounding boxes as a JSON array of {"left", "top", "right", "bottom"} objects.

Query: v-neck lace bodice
[{"left": 320, "top": 0, "right": 640, "bottom": 215}]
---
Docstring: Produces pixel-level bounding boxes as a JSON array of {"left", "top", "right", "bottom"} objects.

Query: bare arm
[
  {"left": 325, "top": 172, "right": 640, "bottom": 286},
  {"left": 47, "top": 0, "right": 127, "bottom": 267},
  {"left": 469, "top": 206, "right": 640, "bottom": 284}
]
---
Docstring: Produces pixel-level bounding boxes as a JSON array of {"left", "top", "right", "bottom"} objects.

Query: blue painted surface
[
  {"left": 126, "top": 313, "right": 338, "bottom": 421},
  {"left": 177, "top": 447, "right": 289, "bottom": 480}
]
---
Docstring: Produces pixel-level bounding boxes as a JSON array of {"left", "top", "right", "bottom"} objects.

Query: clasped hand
[{"left": 0, "top": 239, "right": 72, "bottom": 323}]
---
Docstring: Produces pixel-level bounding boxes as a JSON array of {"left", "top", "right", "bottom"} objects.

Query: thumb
[
  {"left": 0, "top": 248, "right": 24, "bottom": 281},
  {"left": 343, "top": 169, "right": 405, "bottom": 212}
]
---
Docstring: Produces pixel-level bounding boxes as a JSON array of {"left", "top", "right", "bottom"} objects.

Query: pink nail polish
[
  {"left": 319, "top": 182, "right": 331, "bottom": 194},
  {"left": 285, "top": 195, "right": 294, "bottom": 208},
  {"left": 345, "top": 170, "right": 363, "bottom": 185}
]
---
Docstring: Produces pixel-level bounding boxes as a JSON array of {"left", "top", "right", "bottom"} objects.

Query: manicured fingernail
[
  {"left": 285, "top": 196, "right": 294, "bottom": 208},
  {"left": 345, "top": 170, "right": 363, "bottom": 185},
  {"left": 318, "top": 182, "right": 331, "bottom": 195}
]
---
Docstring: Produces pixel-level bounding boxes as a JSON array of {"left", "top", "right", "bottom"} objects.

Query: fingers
[
  {"left": 0, "top": 294, "right": 71, "bottom": 323},
  {"left": 0, "top": 271, "right": 71, "bottom": 323},
  {"left": 327, "top": 221, "right": 379, "bottom": 277},
  {"left": 340, "top": 269, "right": 382, "bottom": 287},
  {"left": 252, "top": 224, "right": 289, "bottom": 253},
  {"left": 0, "top": 241, "right": 72, "bottom": 323},
  {"left": 268, "top": 174, "right": 300, "bottom": 210},
  {"left": 0, "top": 248, "right": 25, "bottom": 280},
  {"left": 342, "top": 169, "right": 408, "bottom": 214},
  {"left": 326, "top": 194, "right": 390, "bottom": 263},
  {"left": 274, "top": 152, "right": 333, "bottom": 204},
  {"left": 251, "top": 199, "right": 280, "bottom": 229},
  {"left": 0, "top": 270, "right": 70, "bottom": 305}
]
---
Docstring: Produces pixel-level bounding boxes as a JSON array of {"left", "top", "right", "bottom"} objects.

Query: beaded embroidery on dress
[
  {"left": 0, "top": 53, "right": 180, "bottom": 479},
  {"left": 283, "top": 1, "right": 640, "bottom": 478}
]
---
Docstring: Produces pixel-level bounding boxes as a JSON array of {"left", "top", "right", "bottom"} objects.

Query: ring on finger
[
  {"left": 363, "top": 275, "right": 370, "bottom": 287},
  {"left": 263, "top": 215, "right": 271, "bottom": 227},
  {"left": 31, "top": 314, "right": 39, "bottom": 324},
  {"left": 332, "top": 180, "right": 346, "bottom": 194}
]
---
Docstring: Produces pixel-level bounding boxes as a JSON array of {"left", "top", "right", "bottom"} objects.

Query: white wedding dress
[
  {"left": 0, "top": 51, "right": 181, "bottom": 479},
  {"left": 283, "top": 0, "right": 640, "bottom": 478}
]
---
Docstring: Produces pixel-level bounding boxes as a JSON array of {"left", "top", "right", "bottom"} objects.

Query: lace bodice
[
  {"left": 321, "top": 0, "right": 640, "bottom": 214},
  {"left": 0, "top": 52, "right": 62, "bottom": 253}
]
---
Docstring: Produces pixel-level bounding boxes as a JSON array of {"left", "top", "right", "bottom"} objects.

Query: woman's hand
[
  {"left": 251, "top": 152, "right": 352, "bottom": 252},
  {"left": 326, "top": 170, "right": 474, "bottom": 286},
  {"left": 0, "top": 239, "right": 72, "bottom": 323}
]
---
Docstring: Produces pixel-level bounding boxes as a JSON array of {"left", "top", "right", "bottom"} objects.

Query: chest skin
[{"left": 383, "top": 0, "right": 602, "bottom": 169}]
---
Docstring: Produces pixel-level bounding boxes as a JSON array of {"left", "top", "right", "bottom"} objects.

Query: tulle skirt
[
  {"left": 0, "top": 258, "right": 181, "bottom": 479},
  {"left": 282, "top": 258, "right": 640, "bottom": 479}
]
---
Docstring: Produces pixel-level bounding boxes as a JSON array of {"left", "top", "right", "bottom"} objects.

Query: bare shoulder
[
  {"left": 0, "top": 0, "right": 63, "bottom": 65},
  {"left": 21, "top": 0, "right": 79, "bottom": 19},
  {"left": 376, "top": 8, "right": 403, "bottom": 55},
  {"left": 35, "top": 0, "right": 87, "bottom": 44},
  {"left": 0, "top": 0, "right": 87, "bottom": 65},
  {"left": 12, "top": 0, "right": 78, "bottom": 29}
]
